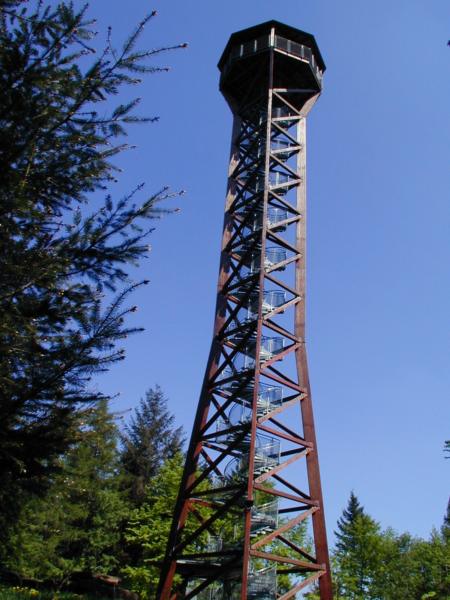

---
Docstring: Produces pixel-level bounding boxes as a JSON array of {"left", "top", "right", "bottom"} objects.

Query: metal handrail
[{"left": 223, "top": 32, "right": 323, "bottom": 87}]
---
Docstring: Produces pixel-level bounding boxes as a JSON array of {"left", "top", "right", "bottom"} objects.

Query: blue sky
[{"left": 75, "top": 0, "right": 450, "bottom": 544}]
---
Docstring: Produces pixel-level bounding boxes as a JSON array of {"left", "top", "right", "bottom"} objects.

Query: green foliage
[
  {"left": 122, "top": 452, "right": 214, "bottom": 599},
  {"left": 2, "top": 401, "right": 127, "bottom": 584},
  {"left": 367, "top": 527, "right": 449, "bottom": 600},
  {"left": 0, "top": 0, "right": 185, "bottom": 530},
  {"left": 120, "top": 386, "right": 184, "bottom": 505},
  {"left": 0, "top": 586, "right": 108, "bottom": 600},
  {"left": 121, "top": 453, "right": 185, "bottom": 599},
  {"left": 335, "top": 509, "right": 382, "bottom": 598},
  {"left": 442, "top": 500, "right": 450, "bottom": 544},
  {"left": 332, "top": 493, "right": 450, "bottom": 600}
]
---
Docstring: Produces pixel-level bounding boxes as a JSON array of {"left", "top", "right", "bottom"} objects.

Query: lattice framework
[{"left": 158, "top": 22, "right": 332, "bottom": 600}]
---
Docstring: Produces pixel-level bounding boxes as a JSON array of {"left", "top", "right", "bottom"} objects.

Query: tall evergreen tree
[
  {"left": 2, "top": 401, "right": 127, "bottom": 584},
  {"left": 0, "top": 0, "right": 186, "bottom": 530},
  {"left": 334, "top": 493, "right": 383, "bottom": 599},
  {"left": 335, "top": 491, "right": 364, "bottom": 554},
  {"left": 120, "top": 385, "right": 184, "bottom": 504}
]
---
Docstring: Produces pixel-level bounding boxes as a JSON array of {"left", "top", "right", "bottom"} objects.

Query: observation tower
[{"left": 158, "top": 20, "right": 332, "bottom": 600}]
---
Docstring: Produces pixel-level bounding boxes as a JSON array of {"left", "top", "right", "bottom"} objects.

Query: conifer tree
[
  {"left": 335, "top": 491, "right": 364, "bottom": 555},
  {"left": 442, "top": 499, "right": 450, "bottom": 543},
  {"left": 3, "top": 401, "right": 127, "bottom": 583},
  {"left": 332, "top": 493, "right": 450, "bottom": 599},
  {"left": 120, "top": 385, "right": 184, "bottom": 505},
  {"left": 333, "top": 493, "right": 382, "bottom": 599},
  {"left": 0, "top": 0, "right": 186, "bottom": 529}
]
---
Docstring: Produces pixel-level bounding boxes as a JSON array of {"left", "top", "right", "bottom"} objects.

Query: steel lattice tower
[{"left": 158, "top": 21, "right": 332, "bottom": 600}]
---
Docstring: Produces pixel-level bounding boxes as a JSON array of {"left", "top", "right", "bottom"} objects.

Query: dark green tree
[
  {"left": 335, "top": 491, "right": 364, "bottom": 555},
  {"left": 442, "top": 499, "right": 450, "bottom": 543},
  {"left": 0, "top": 0, "right": 186, "bottom": 531},
  {"left": 3, "top": 401, "right": 127, "bottom": 584},
  {"left": 333, "top": 493, "right": 383, "bottom": 599},
  {"left": 120, "top": 385, "right": 184, "bottom": 504}
]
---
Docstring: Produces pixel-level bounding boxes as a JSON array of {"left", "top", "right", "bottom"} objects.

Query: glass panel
[
  {"left": 251, "top": 501, "right": 279, "bottom": 536},
  {"left": 257, "top": 383, "right": 283, "bottom": 416},
  {"left": 267, "top": 207, "right": 288, "bottom": 226},
  {"left": 260, "top": 336, "right": 285, "bottom": 359},
  {"left": 265, "top": 247, "right": 287, "bottom": 268},
  {"left": 248, "top": 567, "right": 277, "bottom": 600}
]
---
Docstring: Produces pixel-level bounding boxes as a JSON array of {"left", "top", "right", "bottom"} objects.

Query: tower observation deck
[{"left": 158, "top": 20, "right": 332, "bottom": 600}]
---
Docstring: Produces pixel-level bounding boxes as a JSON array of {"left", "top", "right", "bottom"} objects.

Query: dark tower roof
[
  {"left": 218, "top": 19, "right": 326, "bottom": 73},
  {"left": 218, "top": 20, "right": 325, "bottom": 113}
]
